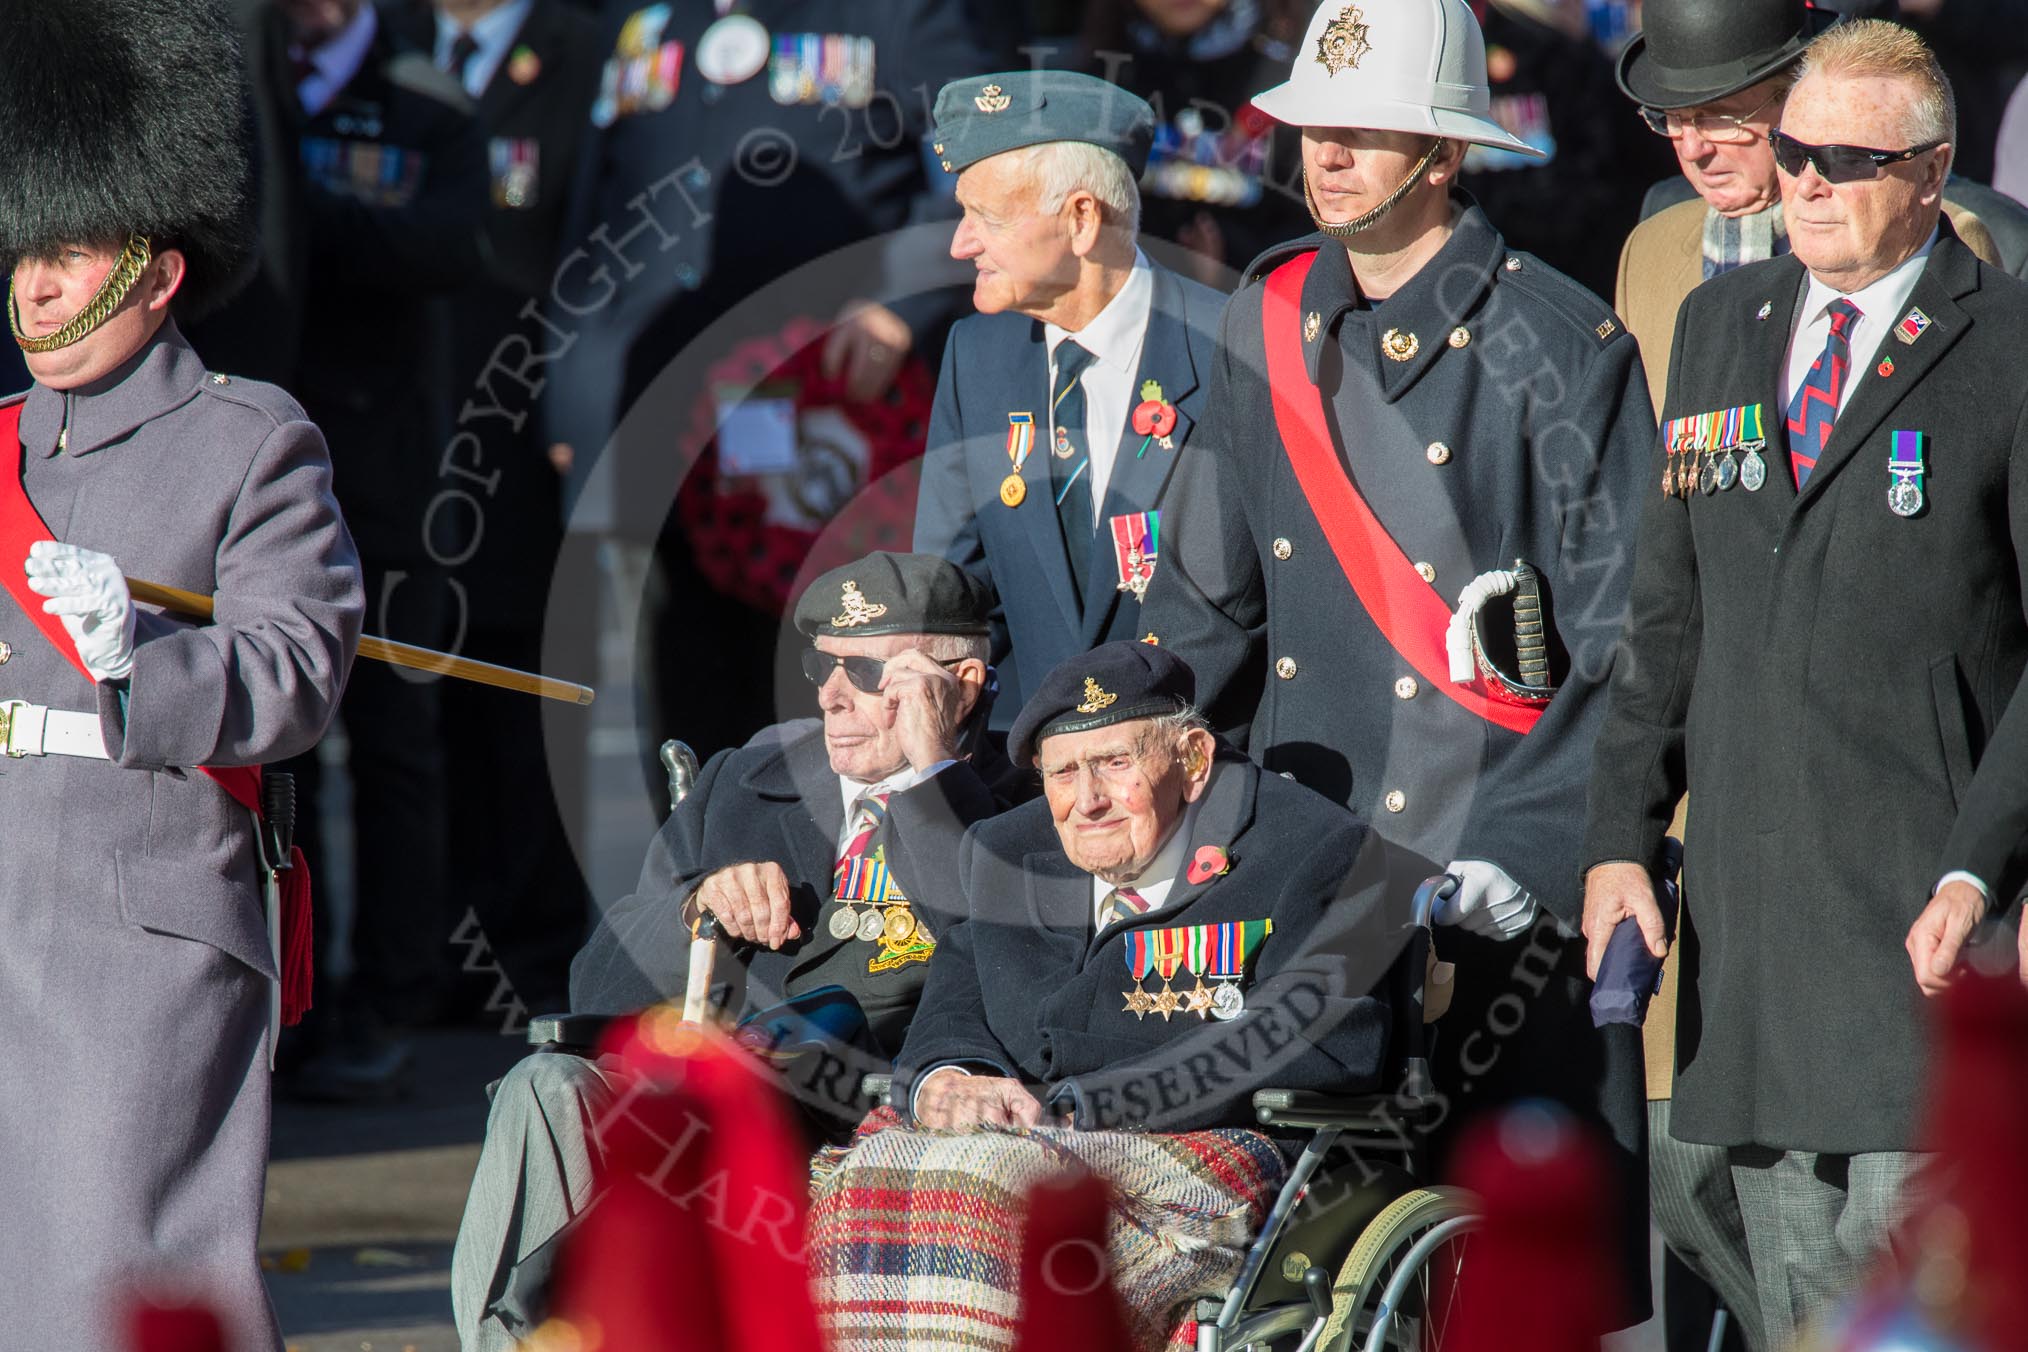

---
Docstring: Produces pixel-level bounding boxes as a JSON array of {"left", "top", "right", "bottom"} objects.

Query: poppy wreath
[{"left": 677, "top": 317, "right": 936, "bottom": 615}]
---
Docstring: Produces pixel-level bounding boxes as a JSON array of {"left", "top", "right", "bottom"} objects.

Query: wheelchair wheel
[{"left": 1318, "top": 1186, "right": 1477, "bottom": 1352}]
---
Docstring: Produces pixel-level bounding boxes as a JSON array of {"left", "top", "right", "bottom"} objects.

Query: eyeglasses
[
  {"left": 801, "top": 649, "right": 964, "bottom": 695},
  {"left": 1768, "top": 129, "right": 1946, "bottom": 184},
  {"left": 1638, "top": 89, "right": 1782, "bottom": 145}
]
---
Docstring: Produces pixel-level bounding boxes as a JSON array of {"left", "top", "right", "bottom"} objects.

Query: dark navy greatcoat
[
  {"left": 892, "top": 755, "right": 1400, "bottom": 1134},
  {"left": 1139, "top": 201, "right": 1656, "bottom": 1314},
  {"left": 1585, "top": 227, "right": 2028, "bottom": 1153},
  {"left": 570, "top": 718, "right": 1018, "bottom": 1059},
  {"left": 913, "top": 262, "right": 1226, "bottom": 724}
]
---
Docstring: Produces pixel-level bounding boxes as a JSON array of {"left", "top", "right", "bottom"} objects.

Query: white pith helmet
[{"left": 1253, "top": 0, "right": 1542, "bottom": 158}]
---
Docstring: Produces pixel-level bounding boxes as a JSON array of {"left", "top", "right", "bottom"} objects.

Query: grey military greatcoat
[{"left": 0, "top": 326, "right": 362, "bottom": 1351}]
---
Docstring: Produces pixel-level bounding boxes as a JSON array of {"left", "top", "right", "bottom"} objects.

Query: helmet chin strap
[
  {"left": 1303, "top": 138, "right": 1449, "bottom": 239},
  {"left": 9, "top": 234, "right": 154, "bottom": 354}
]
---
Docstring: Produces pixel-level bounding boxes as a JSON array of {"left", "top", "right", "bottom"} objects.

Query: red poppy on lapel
[{"left": 1186, "top": 845, "right": 1230, "bottom": 885}]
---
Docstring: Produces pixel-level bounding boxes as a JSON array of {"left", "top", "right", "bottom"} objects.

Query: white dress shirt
[
  {"left": 434, "top": 0, "right": 536, "bottom": 99},
  {"left": 1044, "top": 253, "right": 1154, "bottom": 525},
  {"left": 1088, "top": 795, "right": 1204, "bottom": 928},
  {"left": 293, "top": 2, "right": 379, "bottom": 117},
  {"left": 1780, "top": 228, "right": 1939, "bottom": 418}
]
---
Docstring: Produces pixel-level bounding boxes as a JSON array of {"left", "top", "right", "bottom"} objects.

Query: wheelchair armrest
[
  {"left": 527, "top": 1013, "right": 622, "bottom": 1052},
  {"left": 1252, "top": 1087, "right": 1441, "bottom": 1136}
]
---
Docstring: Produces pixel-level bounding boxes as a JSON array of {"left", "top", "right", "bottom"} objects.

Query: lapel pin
[
  {"left": 1878, "top": 356, "right": 1895, "bottom": 378},
  {"left": 1132, "top": 380, "right": 1178, "bottom": 456},
  {"left": 1757, "top": 301, "right": 1772, "bottom": 320},
  {"left": 508, "top": 45, "right": 541, "bottom": 85},
  {"left": 1895, "top": 307, "right": 1932, "bottom": 345}
]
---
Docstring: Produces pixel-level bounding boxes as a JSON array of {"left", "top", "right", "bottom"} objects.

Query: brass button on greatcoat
[
  {"left": 1272, "top": 537, "right": 1293, "bottom": 560},
  {"left": 1275, "top": 656, "right": 1298, "bottom": 680},
  {"left": 1394, "top": 676, "right": 1418, "bottom": 700},
  {"left": 0, "top": 640, "right": 12, "bottom": 664},
  {"left": 1384, "top": 790, "right": 1407, "bottom": 813},
  {"left": 1414, "top": 561, "right": 1436, "bottom": 584},
  {"left": 1426, "top": 441, "right": 1451, "bottom": 465},
  {"left": 1447, "top": 326, "right": 1471, "bottom": 349}
]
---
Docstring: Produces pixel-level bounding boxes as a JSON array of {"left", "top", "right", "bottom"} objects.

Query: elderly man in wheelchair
[
  {"left": 806, "top": 641, "right": 1473, "bottom": 1352},
  {"left": 450, "top": 552, "right": 1027, "bottom": 1350}
]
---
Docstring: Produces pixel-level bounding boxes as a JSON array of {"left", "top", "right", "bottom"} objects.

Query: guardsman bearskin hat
[{"left": 0, "top": 0, "right": 254, "bottom": 333}]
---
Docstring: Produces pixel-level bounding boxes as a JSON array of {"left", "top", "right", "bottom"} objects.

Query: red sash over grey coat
[{"left": 0, "top": 325, "right": 362, "bottom": 1350}]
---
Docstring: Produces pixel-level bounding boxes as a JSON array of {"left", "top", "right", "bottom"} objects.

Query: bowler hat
[{"left": 1616, "top": 0, "right": 1811, "bottom": 110}]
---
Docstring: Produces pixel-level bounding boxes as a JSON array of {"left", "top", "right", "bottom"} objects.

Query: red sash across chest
[{"left": 1259, "top": 254, "right": 1544, "bottom": 736}]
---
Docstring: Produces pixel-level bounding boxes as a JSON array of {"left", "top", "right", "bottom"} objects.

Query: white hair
[
  {"left": 920, "top": 632, "right": 991, "bottom": 664},
  {"left": 1010, "top": 140, "right": 1142, "bottom": 237}
]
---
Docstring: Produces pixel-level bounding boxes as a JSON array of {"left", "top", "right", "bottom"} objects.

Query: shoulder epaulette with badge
[{"left": 1495, "top": 250, "right": 1629, "bottom": 346}]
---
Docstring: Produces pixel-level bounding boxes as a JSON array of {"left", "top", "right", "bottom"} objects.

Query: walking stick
[
  {"left": 663, "top": 740, "right": 721, "bottom": 1026},
  {"left": 125, "top": 576, "right": 596, "bottom": 706}
]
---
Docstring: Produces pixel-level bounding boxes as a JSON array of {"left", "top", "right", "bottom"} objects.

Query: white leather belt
[{"left": 0, "top": 700, "right": 109, "bottom": 760}]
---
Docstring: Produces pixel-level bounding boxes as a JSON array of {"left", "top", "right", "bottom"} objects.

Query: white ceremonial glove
[
  {"left": 24, "top": 540, "right": 137, "bottom": 682},
  {"left": 1436, "top": 859, "right": 1541, "bottom": 940}
]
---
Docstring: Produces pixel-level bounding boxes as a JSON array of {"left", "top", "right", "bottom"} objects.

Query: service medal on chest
[{"left": 1740, "top": 449, "right": 1767, "bottom": 492}]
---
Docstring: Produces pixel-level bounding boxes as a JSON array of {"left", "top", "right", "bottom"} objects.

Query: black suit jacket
[
  {"left": 569, "top": 718, "right": 1021, "bottom": 1063},
  {"left": 388, "top": 0, "right": 604, "bottom": 621},
  {"left": 1584, "top": 224, "right": 2028, "bottom": 1152},
  {"left": 206, "top": 6, "right": 488, "bottom": 559},
  {"left": 892, "top": 754, "right": 1401, "bottom": 1134}
]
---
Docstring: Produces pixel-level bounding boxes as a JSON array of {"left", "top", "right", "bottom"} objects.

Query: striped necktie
[
  {"left": 1102, "top": 885, "right": 1150, "bottom": 930},
  {"left": 1785, "top": 297, "right": 1862, "bottom": 489},
  {"left": 835, "top": 792, "right": 890, "bottom": 882}
]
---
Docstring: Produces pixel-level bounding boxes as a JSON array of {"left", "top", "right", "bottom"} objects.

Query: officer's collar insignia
[
  {"left": 1316, "top": 6, "right": 1373, "bottom": 76},
  {"left": 974, "top": 83, "right": 1011, "bottom": 114},
  {"left": 1596, "top": 319, "right": 1616, "bottom": 341},
  {"left": 1303, "top": 311, "right": 1322, "bottom": 344},
  {"left": 831, "top": 581, "right": 889, "bottom": 628},
  {"left": 1076, "top": 677, "right": 1118, "bottom": 714},
  {"left": 1757, "top": 301, "right": 1773, "bottom": 321},
  {"left": 1895, "top": 307, "right": 1932, "bottom": 345},
  {"left": 1381, "top": 328, "right": 1419, "bottom": 362}
]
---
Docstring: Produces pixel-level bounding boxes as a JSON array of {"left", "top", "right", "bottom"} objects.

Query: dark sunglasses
[
  {"left": 801, "top": 649, "right": 965, "bottom": 694},
  {"left": 1767, "top": 129, "right": 1945, "bottom": 184}
]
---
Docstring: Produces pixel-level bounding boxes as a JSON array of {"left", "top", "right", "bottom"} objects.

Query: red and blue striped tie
[{"left": 1785, "top": 297, "right": 1862, "bottom": 489}]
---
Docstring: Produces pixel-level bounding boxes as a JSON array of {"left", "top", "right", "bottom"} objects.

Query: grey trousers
[
  {"left": 1727, "top": 1143, "right": 1937, "bottom": 1346},
  {"left": 1648, "top": 1100, "right": 1766, "bottom": 1352},
  {"left": 451, "top": 1053, "right": 620, "bottom": 1352}
]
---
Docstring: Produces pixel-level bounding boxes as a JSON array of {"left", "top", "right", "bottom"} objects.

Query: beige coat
[
  {"left": 1618, "top": 196, "right": 1999, "bottom": 1101},
  {"left": 1616, "top": 195, "right": 2001, "bottom": 415}
]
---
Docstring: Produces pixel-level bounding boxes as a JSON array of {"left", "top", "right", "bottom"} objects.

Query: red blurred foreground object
[
  {"left": 124, "top": 1298, "right": 226, "bottom": 1352},
  {"left": 531, "top": 1012, "right": 825, "bottom": 1352},
  {"left": 1447, "top": 1102, "right": 1626, "bottom": 1352},
  {"left": 1808, "top": 971, "right": 2028, "bottom": 1352},
  {"left": 1008, "top": 1171, "right": 1134, "bottom": 1352},
  {"left": 1919, "top": 970, "right": 2028, "bottom": 1347}
]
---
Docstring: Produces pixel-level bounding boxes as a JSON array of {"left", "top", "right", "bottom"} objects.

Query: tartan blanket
[{"left": 809, "top": 1107, "right": 1287, "bottom": 1352}]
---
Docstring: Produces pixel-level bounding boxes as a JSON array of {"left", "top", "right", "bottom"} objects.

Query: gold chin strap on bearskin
[
  {"left": 1302, "top": 138, "right": 1447, "bottom": 239},
  {"left": 8, "top": 234, "right": 153, "bottom": 354}
]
